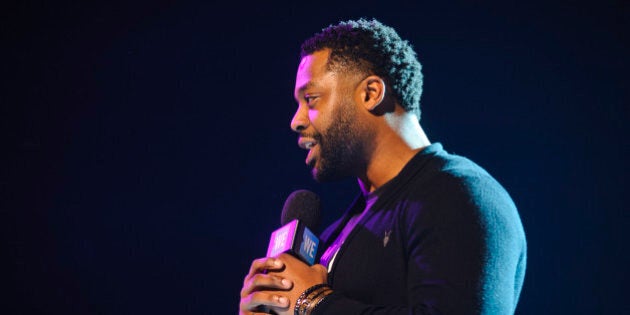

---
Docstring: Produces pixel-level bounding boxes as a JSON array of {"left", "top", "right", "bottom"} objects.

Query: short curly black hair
[{"left": 300, "top": 18, "right": 423, "bottom": 119}]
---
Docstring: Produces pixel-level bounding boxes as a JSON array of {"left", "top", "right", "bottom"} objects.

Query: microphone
[{"left": 266, "top": 189, "right": 321, "bottom": 266}]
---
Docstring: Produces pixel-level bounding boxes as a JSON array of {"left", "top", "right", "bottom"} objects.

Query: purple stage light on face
[{"left": 267, "top": 219, "right": 298, "bottom": 258}]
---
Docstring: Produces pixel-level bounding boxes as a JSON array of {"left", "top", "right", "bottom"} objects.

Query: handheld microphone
[{"left": 266, "top": 189, "right": 321, "bottom": 266}]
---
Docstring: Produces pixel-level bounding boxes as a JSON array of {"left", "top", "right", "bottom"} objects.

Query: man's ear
[{"left": 357, "top": 75, "right": 386, "bottom": 111}]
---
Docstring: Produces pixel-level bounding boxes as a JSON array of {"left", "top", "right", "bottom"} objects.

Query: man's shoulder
[
  {"left": 402, "top": 146, "right": 518, "bottom": 218},
  {"left": 411, "top": 146, "right": 501, "bottom": 193}
]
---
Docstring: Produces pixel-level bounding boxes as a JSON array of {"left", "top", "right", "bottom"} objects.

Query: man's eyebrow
[
  {"left": 294, "top": 81, "right": 316, "bottom": 100},
  {"left": 298, "top": 81, "right": 316, "bottom": 93}
]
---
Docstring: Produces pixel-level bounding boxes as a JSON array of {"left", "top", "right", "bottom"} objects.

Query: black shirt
[{"left": 314, "top": 143, "right": 527, "bottom": 315}]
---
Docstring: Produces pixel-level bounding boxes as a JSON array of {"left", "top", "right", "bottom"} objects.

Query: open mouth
[{"left": 298, "top": 137, "right": 318, "bottom": 150}]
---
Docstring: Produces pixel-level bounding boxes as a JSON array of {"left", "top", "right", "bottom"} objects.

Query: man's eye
[{"left": 305, "top": 95, "right": 317, "bottom": 105}]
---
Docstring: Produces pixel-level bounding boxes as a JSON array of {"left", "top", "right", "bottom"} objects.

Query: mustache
[{"left": 299, "top": 132, "right": 322, "bottom": 141}]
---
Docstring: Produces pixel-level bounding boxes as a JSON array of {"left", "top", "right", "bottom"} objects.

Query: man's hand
[
  {"left": 239, "top": 256, "right": 292, "bottom": 314},
  {"left": 239, "top": 254, "right": 328, "bottom": 315}
]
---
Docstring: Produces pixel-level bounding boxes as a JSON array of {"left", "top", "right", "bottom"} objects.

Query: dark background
[{"left": 2, "top": 0, "right": 627, "bottom": 314}]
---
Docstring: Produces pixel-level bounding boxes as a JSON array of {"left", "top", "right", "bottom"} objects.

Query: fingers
[
  {"left": 240, "top": 257, "right": 294, "bottom": 314},
  {"left": 240, "top": 272, "right": 293, "bottom": 297},
  {"left": 242, "top": 257, "right": 285, "bottom": 290},
  {"left": 245, "top": 257, "right": 284, "bottom": 281},
  {"left": 239, "top": 290, "right": 290, "bottom": 314}
]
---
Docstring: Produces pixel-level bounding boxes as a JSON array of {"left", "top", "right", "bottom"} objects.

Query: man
[{"left": 240, "top": 18, "right": 526, "bottom": 315}]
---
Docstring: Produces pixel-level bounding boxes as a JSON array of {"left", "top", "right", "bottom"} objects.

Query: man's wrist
[{"left": 294, "top": 283, "right": 333, "bottom": 315}]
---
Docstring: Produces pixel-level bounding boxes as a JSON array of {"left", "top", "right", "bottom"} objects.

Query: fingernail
[
  {"left": 274, "top": 259, "right": 282, "bottom": 267},
  {"left": 282, "top": 278, "right": 291, "bottom": 287},
  {"left": 278, "top": 296, "right": 288, "bottom": 306}
]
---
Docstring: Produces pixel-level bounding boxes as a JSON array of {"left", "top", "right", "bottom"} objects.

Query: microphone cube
[{"left": 266, "top": 219, "right": 319, "bottom": 265}]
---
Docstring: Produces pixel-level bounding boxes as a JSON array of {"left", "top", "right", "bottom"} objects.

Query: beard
[{"left": 311, "top": 98, "right": 370, "bottom": 182}]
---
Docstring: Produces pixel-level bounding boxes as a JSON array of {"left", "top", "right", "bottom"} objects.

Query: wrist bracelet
[
  {"left": 296, "top": 284, "right": 328, "bottom": 315},
  {"left": 294, "top": 284, "right": 332, "bottom": 315},
  {"left": 298, "top": 285, "right": 328, "bottom": 315},
  {"left": 303, "top": 287, "right": 333, "bottom": 315}
]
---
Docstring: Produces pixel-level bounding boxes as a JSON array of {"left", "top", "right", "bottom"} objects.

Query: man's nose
[{"left": 290, "top": 106, "right": 308, "bottom": 132}]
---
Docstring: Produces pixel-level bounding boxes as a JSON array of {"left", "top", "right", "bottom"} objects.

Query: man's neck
[{"left": 358, "top": 113, "right": 430, "bottom": 194}]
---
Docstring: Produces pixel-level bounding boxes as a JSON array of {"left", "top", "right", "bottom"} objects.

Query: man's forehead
[
  {"left": 298, "top": 49, "right": 330, "bottom": 73},
  {"left": 297, "top": 55, "right": 313, "bottom": 72},
  {"left": 295, "top": 53, "right": 323, "bottom": 91}
]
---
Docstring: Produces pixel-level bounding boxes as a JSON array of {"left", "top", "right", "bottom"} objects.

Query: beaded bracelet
[
  {"left": 295, "top": 284, "right": 328, "bottom": 315},
  {"left": 303, "top": 286, "right": 333, "bottom": 315},
  {"left": 294, "top": 284, "right": 333, "bottom": 315},
  {"left": 298, "top": 286, "right": 328, "bottom": 315}
]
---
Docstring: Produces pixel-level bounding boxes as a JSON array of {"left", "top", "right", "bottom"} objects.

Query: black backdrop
[{"left": 3, "top": 1, "right": 628, "bottom": 314}]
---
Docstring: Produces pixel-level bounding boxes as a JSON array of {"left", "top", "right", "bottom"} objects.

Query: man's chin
[
  {"left": 311, "top": 165, "right": 347, "bottom": 183},
  {"left": 310, "top": 167, "right": 324, "bottom": 182},
  {"left": 311, "top": 167, "right": 327, "bottom": 183}
]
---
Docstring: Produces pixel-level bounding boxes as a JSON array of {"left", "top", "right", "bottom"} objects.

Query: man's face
[{"left": 291, "top": 50, "right": 368, "bottom": 182}]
